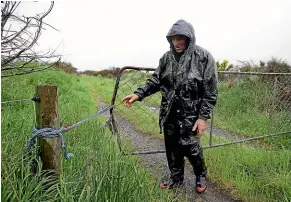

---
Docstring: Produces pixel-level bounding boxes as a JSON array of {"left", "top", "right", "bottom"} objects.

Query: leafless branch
[
  {"left": 1, "top": 57, "right": 61, "bottom": 78},
  {"left": 1, "top": 58, "right": 35, "bottom": 71},
  {"left": 1, "top": 1, "right": 60, "bottom": 76}
]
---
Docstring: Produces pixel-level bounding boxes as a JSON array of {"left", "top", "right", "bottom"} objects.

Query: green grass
[
  {"left": 80, "top": 75, "right": 162, "bottom": 139},
  {"left": 215, "top": 80, "right": 291, "bottom": 149},
  {"left": 4, "top": 69, "right": 290, "bottom": 201},
  {"left": 200, "top": 134, "right": 291, "bottom": 202},
  {"left": 1, "top": 70, "right": 177, "bottom": 201},
  {"left": 82, "top": 71, "right": 291, "bottom": 202}
]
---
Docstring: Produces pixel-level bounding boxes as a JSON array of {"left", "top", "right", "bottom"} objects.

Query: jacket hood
[{"left": 166, "top": 19, "right": 196, "bottom": 54}]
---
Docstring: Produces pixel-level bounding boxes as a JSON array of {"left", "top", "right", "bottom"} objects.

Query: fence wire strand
[{"left": 1, "top": 98, "right": 32, "bottom": 104}]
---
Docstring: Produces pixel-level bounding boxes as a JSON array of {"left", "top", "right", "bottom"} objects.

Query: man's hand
[
  {"left": 121, "top": 94, "right": 140, "bottom": 107},
  {"left": 192, "top": 119, "right": 207, "bottom": 136}
]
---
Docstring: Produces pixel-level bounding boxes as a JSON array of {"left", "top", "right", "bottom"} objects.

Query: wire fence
[
  {"left": 1, "top": 94, "right": 115, "bottom": 160},
  {"left": 109, "top": 67, "right": 291, "bottom": 154},
  {"left": 1, "top": 98, "right": 33, "bottom": 104}
]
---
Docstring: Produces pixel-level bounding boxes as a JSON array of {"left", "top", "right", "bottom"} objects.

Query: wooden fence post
[{"left": 35, "top": 85, "right": 61, "bottom": 173}]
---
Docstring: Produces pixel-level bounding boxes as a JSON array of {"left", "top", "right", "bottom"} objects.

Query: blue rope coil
[{"left": 25, "top": 126, "right": 73, "bottom": 160}]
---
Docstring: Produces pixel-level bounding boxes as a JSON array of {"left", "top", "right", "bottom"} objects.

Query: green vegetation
[
  {"left": 215, "top": 78, "right": 291, "bottom": 149},
  {"left": 81, "top": 73, "right": 162, "bottom": 137},
  {"left": 1, "top": 70, "right": 177, "bottom": 201},
  {"left": 201, "top": 134, "right": 291, "bottom": 202},
  {"left": 215, "top": 58, "right": 291, "bottom": 149},
  {"left": 2, "top": 58, "right": 290, "bottom": 202},
  {"left": 216, "top": 60, "right": 233, "bottom": 71}
]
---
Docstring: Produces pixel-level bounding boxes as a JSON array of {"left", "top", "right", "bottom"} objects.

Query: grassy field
[
  {"left": 82, "top": 71, "right": 291, "bottom": 202},
  {"left": 1, "top": 70, "right": 178, "bottom": 201},
  {"left": 2, "top": 69, "right": 290, "bottom": 201}
]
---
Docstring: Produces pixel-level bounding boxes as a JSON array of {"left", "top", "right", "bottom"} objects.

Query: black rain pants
[{"left": 163, "top": 108, "right": 207, "bottom": 183}]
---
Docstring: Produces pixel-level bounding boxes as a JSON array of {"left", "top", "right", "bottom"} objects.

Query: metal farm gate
[{"left": 107, "top": 67, "right": 291, "bottom": 155}]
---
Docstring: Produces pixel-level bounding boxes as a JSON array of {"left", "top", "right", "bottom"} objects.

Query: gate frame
[{"left": 109, "top": 66, "right": 291, "bottom": 155}]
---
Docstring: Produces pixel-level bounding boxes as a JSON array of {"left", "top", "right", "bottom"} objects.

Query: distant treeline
[
  {"left": 54, "top": 61, "right": 77, "bottom": 74},
  {"left": 217, "top": 58, "right": 291, "bottom": 73},
  {"left": 54, "top": 58, "right": 291, "bottom": 77},
  {"left": 79, "top": 67, "right": 122, "bottom": 78}
]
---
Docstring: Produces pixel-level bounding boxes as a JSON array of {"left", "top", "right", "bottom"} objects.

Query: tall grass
[
  {"left": 201, "top": 134, "right": 291, "bottom": 202},
  {"left": 215, "top": 79, "right": 291, "bottom": 149},
  {"left": 1, "top": 70, "right": 177, "bottom": 201}
]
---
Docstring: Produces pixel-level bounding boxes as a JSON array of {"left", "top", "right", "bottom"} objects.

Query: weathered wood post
[{"left": 35, "top": 85, "right": 61, "bottom": 173}]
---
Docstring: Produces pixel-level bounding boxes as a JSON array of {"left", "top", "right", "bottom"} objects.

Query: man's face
[{"left": 171, "top": 35, "right": 188, "bottom": 53}]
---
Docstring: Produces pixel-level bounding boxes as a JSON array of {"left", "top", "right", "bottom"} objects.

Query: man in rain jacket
[{"left": 122, "top": 19, "right": 218, "bottom": 193}]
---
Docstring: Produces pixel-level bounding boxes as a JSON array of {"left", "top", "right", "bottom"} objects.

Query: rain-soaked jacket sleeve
[
  {"left": 134, "top": 55, "right": 166, "bottom": 101},
  {"left": 198, "top": 53, "right": 218, "bottom": 120}
]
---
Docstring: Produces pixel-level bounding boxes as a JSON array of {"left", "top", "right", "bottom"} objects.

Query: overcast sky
[{"left": 18, "top": 0, "right": 291, "bottom": 71}]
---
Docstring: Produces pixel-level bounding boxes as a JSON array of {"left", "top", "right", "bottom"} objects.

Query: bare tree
[{"left": 1, "top": 1, "right": 61, "bottom": 78}]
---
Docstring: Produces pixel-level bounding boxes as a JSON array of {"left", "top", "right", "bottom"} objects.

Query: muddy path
[{"left": 98, "top": 100, "right": 241, "bottom": 202}]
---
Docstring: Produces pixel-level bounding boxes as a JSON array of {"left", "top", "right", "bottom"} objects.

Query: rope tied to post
[
  {"left": 24, "top": 104, "right": 115, "bottom": 160},
  {"left": 25, "top": 127, "right": 73, "bottom": 160}
]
